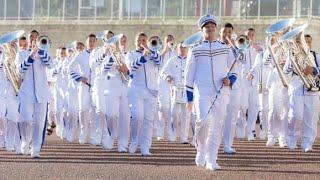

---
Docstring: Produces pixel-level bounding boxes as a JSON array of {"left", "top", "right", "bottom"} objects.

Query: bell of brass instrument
[
  {"left": 104, "top": 34, "right": 129, "bottom": 83},
  {"left": 148, "top": 37, "right": 163, "bottom": 52},
  {"left": 36, "top": 35, "right": 51, "bottom": 51},
  {"left": 280, "top": 24, "right": 320, "bottom": 92},
  {"left": 182, "top": 31, "right": 203, "bottom": 47},
  {"left": 0, "top": 30, "right": 25, "bottom": 95},
  {"left": 265, "top": 19, "right": 296, "bottom": 88}
]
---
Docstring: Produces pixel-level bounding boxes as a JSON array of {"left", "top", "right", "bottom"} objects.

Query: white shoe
[
  {"left": 156, "top": 136, "right": 164, "bottom": 141},
  {"left": 205, "top": 162, "right": 221, "bottom": 171},
  {"left": 247, "top": 133, "right": 255, "bottom": 141},
  {"left": 31, "top": 151, "right": 40, "bottom": 158},
  {"left": 266, "top": 138, "right": 276, "bottom": 147},
  {"left": 302, "top": 146, "right": 313, "bottom": 153},
  {"left": 118, "top": 147, "right": 128, "bottom": 153},
  {"left": 129, "top": 142, "right": 138, "bottom": 154},
  {"left": 278, "top": 138, "right": 287, "bottom": 148},
  {"left": 287, "top": 138, "right": 297, "bottom": 150},
  {"left": 259, "top": 130, "right": 267, "bottom": 140},
  {"left": 224, "top": 147, "right": 236, "bottom": 154},
  {"left": 195, "top": 152, "right": 205, "bottom": 167},
  {"left": 141, "top": 149, "right": 151, "bottom": 156},
  {"left": 236, "top": 127, "right": 246, "bottom": 139}
]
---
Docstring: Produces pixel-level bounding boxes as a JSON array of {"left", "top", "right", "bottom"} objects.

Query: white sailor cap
[{"left": 197, "top": 14, "right": 218, "bottom": 29}]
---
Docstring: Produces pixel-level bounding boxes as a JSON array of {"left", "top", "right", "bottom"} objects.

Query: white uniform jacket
[
  {"left": 185, "top": 40, "right": 237, "bottom": 102},
  {"left": 17, "top": 49, "right": 52, "bottom": 103},
  {"left": 125, "top": 49, "right": 162, "bottom": 96}
]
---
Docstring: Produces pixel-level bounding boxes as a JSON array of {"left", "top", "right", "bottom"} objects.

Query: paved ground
[{"left": 0, "top": 128, "right": 319, "bottom": 180}]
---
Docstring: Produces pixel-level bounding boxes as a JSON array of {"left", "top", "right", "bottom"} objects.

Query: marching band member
[
  {"left": 46, "top": 48, "right": 59, "bottom": 136},
  {"left": 69, "top": 34, "right": 97, "bottom": 144},
  {"left": 237, "top": 28, "right": 263, "bottom": 141},
  {"left": 220, "top": 23, "right": 242, "bottom": 154},
  {"left": 185, "top": 14, "right": 237, "bottom": 171},
  {"left": 0, "top": 48, "right": 5, "bottom": 149},
  {"left": 17, "top": 30, "right": 52, "bottom": 158},
  {"left": 283, "top": 33, "right": 320, "bottom": 152},
  {"left": 51, "top": 47, "right": 69, "bottom": 139},
  {"left": 265, "top": 35, "right": 288, "bottom": 147},
  {"left": 4, "top": 40, "right": 22, "bottom": 153},
  {"left": 247, "top": 42, "right": 271, "bottom": 141},
  {"left": 161, "top": 43, "right": 190, "bottom": 143},
  {"left": 66, "top": 41, "right": 84, "bottom": 142},
  {"left": 101, "top": 34, "right": 130, "bottom": 152},
  {"left": 89, "top": 30, "right": 114, "bottom": 146},
  {"left": 156, "top": 35, "right": 177, "bottom": 140},
  {"left": 126, "top": 33, "right": 162, "bottom": 156}
]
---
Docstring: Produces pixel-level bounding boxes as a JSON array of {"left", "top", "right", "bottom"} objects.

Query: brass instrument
[
  {"left": 36, "top": 35, "right": 51, "bottom": 51},
  {"left": 265, "top": 18, "right": 295, "bottom": 88},
  {"left": 0, "top": 30, "right": 25, "bottom": 95},
  {"left": 280, "top": 24, "right": 320, "bottom": 92},
  {"left": 148, "top": 36, "right": 163, "bottom": 52},
  {"left": 182, "top": 31, "right": 203, "bottom": 47},
  {"left": 226, "top": 34, "right": 250, "bottom": 62},
  {"left": 104, "top": 34, "right": 129, "bottom": 83}
]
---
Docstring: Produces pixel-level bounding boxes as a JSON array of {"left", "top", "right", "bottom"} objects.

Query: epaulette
[
  {"left": 216, "top": 40, "right": 226, "bottom": 45},
  {"left": 191, "top": 41, "right": 202, "bottom": 49}
]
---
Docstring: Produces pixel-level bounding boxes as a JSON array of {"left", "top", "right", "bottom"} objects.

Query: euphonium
[
  {"left": 280, "top": 24, "right": 320, "bottom": 92},
  {"left": 265, "top": 18, "right": 296, "bottom": 88},
  {"left": 104, "top": 34, "right": 129, "bottom": 83},
  {"left": 0, "top": 30, "right": 25, "bottom": 95}
]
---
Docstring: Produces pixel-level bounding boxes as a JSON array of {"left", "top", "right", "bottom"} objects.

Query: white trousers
[
  {"left": 268, "top": 87, "right": 288, "bottom": 140},
  {"left": 238, "top": 86, "right": 259, "bottom": 136},
  {"left": 19, "top": 102, "right": 48, "bottom": 153},
  {"left": 156, "top": 85, "right": 171, "bottom": 140},
  {"left": 194, "top": 94, "right": 229, "bottom": 164},
  {"left": 259, "top": 92, "right": 269, "bottom": 133},
  {"left": 66, "top": 89, "right": 79, "bottom": 142},
  {"left": 223, "top": 90, "right": 241, "bottom": 148},
  {"left": 170, "top": 102, "right": 191, "bottom": 142},
  {"left": 102, "top": 81, "right": 130, "bottom": 150},
  {"left": 288, "top": 94, "right": 320, "bottom": 147},
  {"left": 128, "top": 87, "right": 157, "bottom": 154},
  {"left": 78, "top": 84, "right": 92, "bottom": 143}
]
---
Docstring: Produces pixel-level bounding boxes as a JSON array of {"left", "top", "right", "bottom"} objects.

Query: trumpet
[
  {"left": 36, "top": 35, "right": 51, "bottom": 51},
  {"left": 148, "top": 36, "right": 162, "bottom": 52}
]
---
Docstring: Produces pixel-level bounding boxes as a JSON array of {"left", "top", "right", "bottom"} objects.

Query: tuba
[
  {"left": 104, "top": 34, "right": 129, "bottom": 83},
  {"left": 265, "top": 18, "right": 295, "bottom": 88},
  {"left": 280, "top": 24, "right": 320, "bottom": 92},
  {"left": 0, "top": 30, "right": 25, "bottom": 95}
]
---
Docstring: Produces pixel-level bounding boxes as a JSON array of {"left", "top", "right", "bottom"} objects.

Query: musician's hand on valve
[
  {"left": 246, "top": 73, "right": 254, "bottom": 80},
  {"left": 117, "top": 63, "right": 129, "bottom": 74},
  {"left": 143, "top": 48, "right": 149, "bottom": 57},
  {"left": 304, "top": 65, "right": 315, "bottom": 76},
  {"left": 222, "top": 77, "right": 231, "bottom": 86}
]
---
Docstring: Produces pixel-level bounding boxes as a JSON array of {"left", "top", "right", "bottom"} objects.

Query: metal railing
[{"left": 0, "top": 0, "right": 319, "bottom": 21}]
